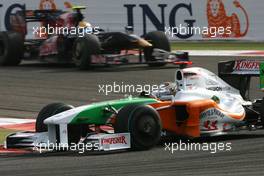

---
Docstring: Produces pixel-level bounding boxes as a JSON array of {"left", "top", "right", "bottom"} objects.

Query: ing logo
[{"left": 205, "top": 0, "right": 249, "bottom": 38}]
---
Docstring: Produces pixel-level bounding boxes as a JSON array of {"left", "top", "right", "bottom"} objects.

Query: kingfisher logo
[
  {"left": 101, "top": 136, "right": 127, "bottom": 145},
  {"left": 205, "top": 0, "right": 249, "bottom": 38},
  {"left": 233, "top": 60, "right": 260, "bottom": 71}
]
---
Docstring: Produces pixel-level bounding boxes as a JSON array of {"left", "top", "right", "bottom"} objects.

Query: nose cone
[{"left": 44, "top": 105, "right": 91, "bottom": 125}]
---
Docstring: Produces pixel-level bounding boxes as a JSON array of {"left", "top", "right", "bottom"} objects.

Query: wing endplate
[{"left": 260, "top": 62, "right": 264, "bottom": 91}]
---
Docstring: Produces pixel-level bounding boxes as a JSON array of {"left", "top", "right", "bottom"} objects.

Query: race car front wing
[{"left": 5, "top": 125, "right": 131, "bottom": 153}]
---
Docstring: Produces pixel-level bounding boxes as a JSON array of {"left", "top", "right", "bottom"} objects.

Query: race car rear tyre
[
  {"left": 36, "top": 103, "right": 81, "bottom": 144},
  {"left": 114, "top": 104, "right": 161, "bottom": 150},
  {"left": 0, "top": 31, "right": 23, "bottom": 66},
  {"left": 57, "top": 35, "right": 72, "bottom": 61},
  {"left": 144, "top": 31, "right": 171, "bottom": 67},
  {"left": 72, "top": 34, "right": 101, "bottom": 70}
]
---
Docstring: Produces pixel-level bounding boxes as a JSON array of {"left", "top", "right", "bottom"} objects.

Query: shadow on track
[
  {"left": 2, "top": 132, "right": 264, "bottom": 159},
  {"left": 13, "top": 62, "right": 179, "bottom": 73},
  {"left": 160, "top": 132, "right": 264, "bottom": 144}
]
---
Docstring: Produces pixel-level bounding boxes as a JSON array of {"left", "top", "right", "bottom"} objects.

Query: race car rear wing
[
  {"left": 24, "top": 10, "right": 64, "bottom": 22},
  {"left": 218, "top": 60, "right": 264, "bottom": 99},
  {"left": 8, "top": 4, "right": 63, "bottom": 22},
  {"left": 6, "top": 4, "right": 64, "bottom": 37}
]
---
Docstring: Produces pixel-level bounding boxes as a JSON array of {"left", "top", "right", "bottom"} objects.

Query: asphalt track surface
[{"left": 0, "top": 56, "right": 264, "bottom": 176}]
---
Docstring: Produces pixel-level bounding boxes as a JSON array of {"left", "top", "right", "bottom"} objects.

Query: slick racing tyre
[
  {"left": 72, "top": 34, "right": 101, "bottom": 70},
  {"left": 114, "top": 104, "right": 161, "bottom": 150},
  {"left": 36, "top": 103, "right": 74, "bottom": 132},
  {"left": 144, "top": 31, "right": 171, "bottom": 67},
  {"left": 36, "top": 103, "right": 81, "bottom": 144},
  {"left": 0, "top": 31, "right": 23, "bottom": 66},
  {"left": 57, "top": 35, "right": 72, "bottom": 61}
]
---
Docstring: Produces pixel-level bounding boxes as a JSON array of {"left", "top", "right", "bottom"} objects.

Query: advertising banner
[{"left": 0, "top": 0, "right": 263, "bottom": 41}]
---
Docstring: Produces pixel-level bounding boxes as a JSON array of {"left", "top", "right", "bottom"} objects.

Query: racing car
[
  {"left": 0, "top": 3, "right": 189, "bottom": 69},
  {"left": 4, "top": 60, "right": 264, "bottom": 152}
]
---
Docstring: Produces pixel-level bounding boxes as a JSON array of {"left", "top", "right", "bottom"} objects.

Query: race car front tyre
[
  {"left": 36, "top": 103, "right": 81, "bottom": 144},
  {"left": 144, "top": 31, "right": 171, "bottom": 67},
  {"left": 0, "top": 31, "right": 23, "bottom": 66},
  {"left": 72, "top": 34, "right": 101, "bottom": 70},
  {"left": 36, "top": 103, "right": 74, "bottom": 132},
  {"left": 114, "top": 104, "right": 161, "bottom": 150}
]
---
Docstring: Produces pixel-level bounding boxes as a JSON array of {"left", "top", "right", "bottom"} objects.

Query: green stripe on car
[{"left": 70, "top": 97, "right": 158, "bottom": 125}]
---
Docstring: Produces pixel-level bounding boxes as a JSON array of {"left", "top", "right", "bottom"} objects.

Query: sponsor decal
[
  {"left": 124, "top": 3, "right": 196, "bottom": 38},
  {"left": 125, "top": 0, "right": 249, "bottom": 39},
  {"left": 233, "top": 60, "right": 260, "bottom": 72},
  {"left": 37, "top": 0, "right": 58, "bottom": 38},
  {"left": 203, "top": 120, "right": 218, "bottom": 131},
  {"left": 200, "top": 108, "right": 240, "bottom": 132},
  {"left": 39, "top": 0, "right": 57, "bottom": 10},
  {"left": 205, "top": 0, "right": 249, "bottom": 38},
  {"left": 1, "top": 1, "right": 258, "bottom": 40},
  {"left": 200, "top": 108, "right": 225, "bottom": 120},
  {"left": 207, "top": 87, "right": 223, "bottom": 91},
  {"left": 99, "top": 133, "right": 130, "bottom": 151},
  {"left": 101, "top": 135, "right": 127, "bottom": 145},
  {"left": 200, "top": 108, "right": 225, "bottom": 131}
]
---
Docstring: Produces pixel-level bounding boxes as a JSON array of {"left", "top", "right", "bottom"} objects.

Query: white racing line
[
  {"left": 177, "top": 50, "right": 264, "bottom": 57},
  {"left": 0, "top": 118, "right": 35, "bottom": 127}
]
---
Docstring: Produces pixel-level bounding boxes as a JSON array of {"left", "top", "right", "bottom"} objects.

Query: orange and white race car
[{"left": 4, "top": 60, "right": 264, "bottom": 152}]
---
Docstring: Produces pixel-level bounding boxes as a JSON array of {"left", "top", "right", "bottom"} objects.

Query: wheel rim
[
  {"left": 73, "top": 42, "right": 84, "bottom": 62},
  {"left": 136, "top": 115, "right": 157, "bottom": 137}
]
